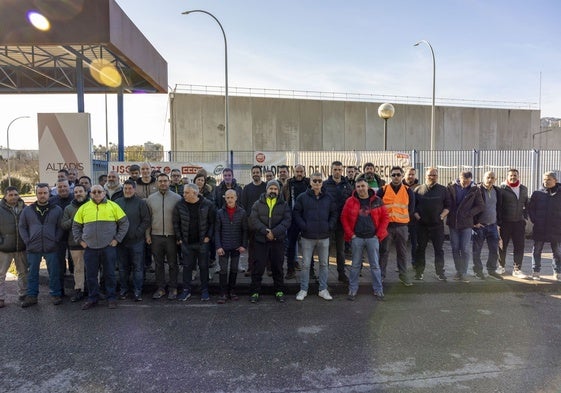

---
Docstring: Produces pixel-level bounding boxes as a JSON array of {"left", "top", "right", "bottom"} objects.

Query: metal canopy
[{"left": 0, "top": 0, "right": 167, "bottom": 94}]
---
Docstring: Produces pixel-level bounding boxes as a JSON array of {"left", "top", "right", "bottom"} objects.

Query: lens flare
[
  {"left": 27, "top": 11, "right": 50, "bottom": 31},
  {"left": 89, "top": 59, "right": 122, "bottom": 88}
]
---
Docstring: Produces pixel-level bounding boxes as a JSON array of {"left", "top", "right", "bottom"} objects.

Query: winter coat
[
  {"left": 500, "top": 182, "right": 529, "bottom": 222},
  {"left": 446, "top": 180, "right": 484, "bottom": 230},
  {"left": 293, "top": 188, "right": 338, "bottom": 239},
  {"left": 414, "top": 183, "right": 451, "bottom": 227},
  {"left": 173, "top": 195, "right": 216, "bottom": 243},
  {"left": 19, "top": 202, "right": 63, "bottom": 253},
  {"left": 249, "top": 194, "right": 291, "bottom": 243},
  {"left": 135, "top": 176, "right": 158, "bottom": 199},
  {"left": 214, "top": 180, "right": 243, "bottom": 210},
  {"left": 115, "top": 195, "right": 151, "bottom": 245},
  {"left": 61, "top": 198, "right": 89, "bottom": 249},
  {"left": 146, "top": 190, "right": 181, "bottom": 236},
  {"left": 0, "top": 198, "right": 26, "bottom": 252},
  {"left": 529, "top": 184, "right": 561, "bottom": 241},
  {"left": 341, "top": 189, "right": 389, "bottom": 242},
  {"left": 323, "top": 176, "right": 353, "bottom": 215},
  {"left": 215, "top": 206, "right": 248, "bottom": 251}
]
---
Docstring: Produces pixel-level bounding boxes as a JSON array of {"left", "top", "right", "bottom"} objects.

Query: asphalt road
[{"left": 2, "top": 281, "right": 561, "bottom": 393}]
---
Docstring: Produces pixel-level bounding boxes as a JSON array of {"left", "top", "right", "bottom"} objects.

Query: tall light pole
[
  {"left": 6, "top": 116, "right": 30, "bottom": 187},
  {"left": 378, "top": 103, "right": 395, "bottom": 150},
  {"left": 182, "top": 9, "right": 230, "bottom": 168},
  {"left": 414, "top": 40, "right": 436, "bottom": 164}
]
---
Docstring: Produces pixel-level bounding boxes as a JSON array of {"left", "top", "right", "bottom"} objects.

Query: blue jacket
[
  {"left": 215, "top": 206, "right": 248, "bottom": 251},
  {"left": 529, "top": 184, "right": 561, "bottom": 241},
  {"left": 19, "top": 202, "right": 63, "bottom": 253},
  {"left": 293, "top": 189, "right": 338, "bottom": 239}
]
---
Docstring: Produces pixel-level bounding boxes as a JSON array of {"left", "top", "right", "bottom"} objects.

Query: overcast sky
[{"left": 2, "top": 0, "right": 560, "bottom": 150}]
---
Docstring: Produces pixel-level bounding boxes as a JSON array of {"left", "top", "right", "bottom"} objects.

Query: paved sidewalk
[{"left": 41, "top": 239, "right": 561, "bottom": 299}]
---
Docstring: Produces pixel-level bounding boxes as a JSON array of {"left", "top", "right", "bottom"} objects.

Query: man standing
[
  {"left": 528, "top": 171, "right": 561, "bottom": 281},
  {"left": 413, "top": 168, "right": 451, "bottom": 281},
  {"left": 49, "top": 179, "right": 74, "bottom": 289},
  {"left": 135, "top": 162, "right": 158, "bottom": 199},
  {"left": 104, "top": 171, "right": 124, "bottom": 201},
  {"left": 214, "top": 168, "right": 243, "bottom": 210},
  {"left": 446, "top": 171, "right": 484, "bottom": 282},
  {"left": 377, "top": 166, "right": 415, "bottom": 286},
  {"left": 115, "top": 180, "right": 151, "bottom": 301},
  {"left": 361, "top": 162, "right": 385, "bottom": 192},
  {"left": 128, "top": 164, "right": 141, "bottom": 182},
  {"left": 498, "top": 168, "right": 529, "bottom": 278},
  {"left": 346, "top": 165, "right": 358, "bottom": 188},
  {"left": 341, "top": 178, "right": 389, "bottom": 301},
  {"left": 169, "top": 168, "right": 185, "bottom": 195},
  {"left": 293, "top": 172, "right": 337, "bottom": 301},
  {"left": 283, "top": 164, "right": 310, "bottom": 279},
  {"left": 323, "top": 160, "right": 353, "bottom": 283},
  {"left": 249, "top": 180, "right": 292, "bottom": 303},
  {"left": 78, "top": 176, "right": 92, "bottom": 194},
  {"left": 146, "top": 173, "right": 182, "bottom": 300},
  {"left": 403, "top": 167, "right": 420, "bottom": 266},
  {"left": 472, "top": 171, "right": 504, "bottom": 280},
  {"left": 241, "top": 165, "right": 266, "bottom": 276},
  {"left": 174, "top": 184, "right": 216, "bottom": 301},
  {"left": 19, "top": 183, "right": 64, "bottom": 307},
  {"left": 0, "top": 187, "right": 27, "bottom": 308},
  {"left": 277, "top": 165, "right": 289, "bottom": 187},
  {"left": 60, "top": 184, "right": 89, "bottom": 302},
  {"left": 73, "top": 185, "right": 129, "bottom": 310}
]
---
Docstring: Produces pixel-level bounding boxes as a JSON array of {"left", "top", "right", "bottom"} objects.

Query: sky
[{"left": 2, "top": 0, "right": 560, "bottom": 150}]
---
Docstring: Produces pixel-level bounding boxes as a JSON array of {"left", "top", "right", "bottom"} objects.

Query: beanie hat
[{"left": 266, "top": 180, "right": 280, "bottom": 190}]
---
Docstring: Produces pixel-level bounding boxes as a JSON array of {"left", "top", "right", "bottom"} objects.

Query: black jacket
[
  {"left": 249, "top": 194, "right": 291, "bottom": 243},
  {"left": 323, "top": 176, "right": 353, "bottom": 215},
  {"left": 215, "top": 206, "right": 248, "bottom": 251},
  {"left": 446, "top": 181, "right": 484, "bottom": 230},
  {"left": 414, "top": 183, "right": 451, "bottom": 227},
  {"left": 500, "top": 183, "right": 529, "bottom": 222},
  {"left": 293, "top": 189, "right": 338, "bottom": 239},
  {"left": 214, "top": 180, "right": 243, "bottom": 210},
  {"left": 115, "top": 195, "right": 151, "bottom": 245},
  {"left": 173, "top": 195, "right": 216, "bottom": 243},
  {"left": 529, "top": 184, "right": 561, "bottom": 241},
  {"left": 0, "top": 198, "right": 26, "bottom": 252}
]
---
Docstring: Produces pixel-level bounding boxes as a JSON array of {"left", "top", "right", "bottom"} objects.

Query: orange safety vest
[{"left": 381, "top": 184, "right": 410, "bottom": 224}]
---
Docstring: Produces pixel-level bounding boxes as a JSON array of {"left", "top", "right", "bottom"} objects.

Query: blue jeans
[
  {"left": 300, "top": 237, "right": 329, "bottom": 292},
  {"left": 27, "top": 252, "right": 61, "bottom": 297},
  {"left": 182, "top": 242, "right": 209, "bottom": 292},
  {"left": 349, "top": 236, "right": 382, "bottom": 295},
  {"left": 472, "top": 224, "right": 499, "bottom": 273},
  {"left": 450, "top": 228, "right": 472, "bottom": 275},
  {"left": 84, "top": 246, "right": 117, "bottom": 302},
  {"left": 117, "top": 241, "right": 145, "bottom": 296},
  {"left": 532, "top": 240, "right": 561, "bottom": 273}
]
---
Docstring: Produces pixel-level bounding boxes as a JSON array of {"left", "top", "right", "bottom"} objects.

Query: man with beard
[
  {"left": 283, "top": 164, "right": 310, "bottom": 279},
  {"left": 61, "top": 184, "right": 89, "bottom": 302},
  {"left": 346, "top": 165, "right": 358, "bottom": 188},
  {"left": 249, "top": 180, "right": 291, "bottom": 303},
  {"left": 49, "top": 179, "right": 74, "bottom": 294},
  {"left": 214, "top": 168, "right": 242, "bottom": 210},
  {"left": 360, "top": 162, "right": 385, "bottom": 192},
  {"left": 135, "top": 162, "right": 158, "bottom": 199},
  {"left": 277, "top": 165, "right": 289, "bottom": 187},
  {"left": 403, "top": 167, "right": 420, "bottom": 266},
  {"left": 104, "top": 171, "right": 124, "bottom": 201}
]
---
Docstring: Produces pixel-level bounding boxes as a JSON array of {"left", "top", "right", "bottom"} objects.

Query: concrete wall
[{"left": 170, "top": 93, "right": 540, "bottom": 152}]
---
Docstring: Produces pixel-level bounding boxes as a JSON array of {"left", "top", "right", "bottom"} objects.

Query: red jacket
[{"left": 341, "top": 189, "right": 389, "bottom": 242}]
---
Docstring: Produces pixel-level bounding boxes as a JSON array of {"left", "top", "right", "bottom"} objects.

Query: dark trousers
[
  {"left": 151, "top": 235, "right": 178, "bottom": 291},
  {"left": 380, "top": 224, "right": 409, "bottom": 278},
  {"left": 285, "top": 223, "right": 300, "bottom": 272},
  {"left": 251, "top": 240, "right": 285, "bottom": 294},
  {"left": 499, "top": 220, "right": 526, "bottom": 269},
  {"left": 408, "top": 221, "right": 418, "bottom": 265},
  {"left": 331, "top": 222, "right": 347, "bottom": 275},
  {"left": 182, "top": 242, "right": 209, "bottom": 292},
  {"left": 218, "top": 249, "right": 240, "bottom": 294},
  {"left": 84, "top": 246, "right": 117, "bottom": 302},
  {"left": 415, "top": 223, "right": 445, "bottom": 275}
]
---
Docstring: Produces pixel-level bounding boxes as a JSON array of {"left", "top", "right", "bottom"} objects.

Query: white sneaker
[
  {"left": 496, "top": 266, "right": 506, "bottom": 275},
  {"left": 296, "top": 290, "right": 307, "bottom": 301},
  {"left": 512, "top": 268, "right": 527, "bottom": 279},
  {"left": 532, "top": 271, "right": 541, "bottom": 281},
  {"left": 318, "top": 289, "right": 333, "bottom": 301}
]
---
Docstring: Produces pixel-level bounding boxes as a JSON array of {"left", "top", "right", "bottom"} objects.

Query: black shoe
[
  {"left": 338, "top": 273, "right": 349, "bottom": 283},
  {"left": 414, "top": 272, "right": 424, "bottom": 280},
  {"left": 347, "top": 292, "right": 356, "bottom": 301},
  {"left": 285, "top": 270, "right": 296, "bottom": 279},
  {"left": 21, "top": 296, "right": 38, "bottom": 308},
  {"left": 52, "top": 296, "right": 63, "bottom": 306},
  {"left": 119, "top": 292, "right": 128, "bottom": 300},
  {"left": 294, "top": 262, "right": 302, "bottom": 271},
  {"left": 71, "top": 290, "right": 84, "bottom": 302},
  {"left": 250, "top": 293, "right": 259, "bottom": 303},
  {"left": 373, "top": 292, "right": 385, "bottom": 301},
  {"left": 435, "top": 273, "right": 447, "bottom": 281},
  {"left": 275, "top": 291, "right": 286, "bottom": 303},
  {"left": 474, "top": 271, "right": 485, "bottom": 280},
  {"left": 487, "top": 271, "right": 505, "bottom": 280},
  {"left": 81, "top": 301, "right": 97, "bottom": 310}
]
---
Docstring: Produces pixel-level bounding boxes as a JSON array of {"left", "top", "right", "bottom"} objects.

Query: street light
[
  {"left": 182, "top": 9, "right": 230, "bottom": 168},
  {"left": 414, "top": 40, "right": 436, "bottom": 164},
  {"left": 6, "top": 116, "right": 31, "bottom": 187},
  {"left": 378, "top": 103, "right": 395, "bottom": 150}
]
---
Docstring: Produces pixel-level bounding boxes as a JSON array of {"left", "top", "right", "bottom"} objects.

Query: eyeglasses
[
  {"left": 390, "top": 173, "right": 402, "bottom": 177},
  {"left": 312, "top": 179, "right": 322, "bottom": 183},
  {"left": 91, "top": 190, "right": 104, "bottom": 194}
]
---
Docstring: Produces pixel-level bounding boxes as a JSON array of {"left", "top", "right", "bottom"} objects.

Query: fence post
[
  {"left": 472, "top": 149, "right": 480, "bottom": 182},
  {"left": 531, "top": 149, "right": 540, "bottom": 193}
]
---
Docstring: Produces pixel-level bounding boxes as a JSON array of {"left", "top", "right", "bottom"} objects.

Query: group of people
[{"left": 1, "top": 161, "right": 560, "bottom": 310}]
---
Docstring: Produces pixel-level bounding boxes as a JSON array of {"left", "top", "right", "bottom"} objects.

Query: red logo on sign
[
  {"left": 256, "top": 153, "right": 266, "bottom": 163},
  {"left": 182, "top": 166, "right": 202, "bottom": 175}
]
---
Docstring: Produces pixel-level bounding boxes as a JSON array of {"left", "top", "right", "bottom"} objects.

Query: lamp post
[
  {"left": 378, "top": 103, "right": 395, "bottom": 150},
  {"left": 414, "top": 40, "right": 436, "bottom": 164},
  {"left": 182, "top": 9, "right": 230, "bottom": 168},
  {"left": 6, "top": 116, "right": 30, "bottom": 187}
]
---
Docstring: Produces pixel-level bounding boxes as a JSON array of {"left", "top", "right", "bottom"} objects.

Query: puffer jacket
[
  {"left": 215, "top": 206, "right": 248, "bottom": 251},
  {"left": 293, "top": 188, "right": 338, "bottom": 239},
  {"left": 446, "top": 180, "right": 484, "bottom": 230},
  {"left": 529, "top": 184, "right": 561, "bottom": 241},
  {"left": 500, "top": 182, "right": 529, "bottom": 222},
  {"left": 19, "top": 202, "right": 63, "bottom": 253},
  {"left": 341, "top": 189, "right": 389, "bottom": 242},
  {"left": 249, "top": 194, "right": 292, "bottom": 243},
  {"left": 0, "top": 198, "right": 26, "bottom": 252},
  {"left": 173, "top": 195, "right": 216, "bottom": 243}
]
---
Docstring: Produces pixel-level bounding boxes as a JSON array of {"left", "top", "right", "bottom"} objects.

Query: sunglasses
[
  {"left": 312, "top": 179, "right": 322, "bottom": 183},
  {"left": 390, "top": 173, "right": 402, "bottom": 177},
  {"left": 91, "top": 190, "right": 104, "bottom": 194}
]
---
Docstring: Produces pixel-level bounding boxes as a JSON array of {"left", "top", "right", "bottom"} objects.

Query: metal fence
[{"left": 103, "top": 150, "right": 561, "bottom": 193}]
